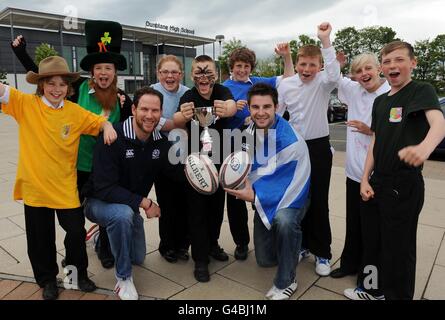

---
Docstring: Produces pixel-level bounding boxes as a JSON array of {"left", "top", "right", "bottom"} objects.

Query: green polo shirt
[{"left": 76, "top": 81, "right": 121, "bottom": 172}]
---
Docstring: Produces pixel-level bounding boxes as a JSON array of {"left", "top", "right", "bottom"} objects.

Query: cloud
[{"left": 2, "top": 0, "right": 444, "bottom": 59}]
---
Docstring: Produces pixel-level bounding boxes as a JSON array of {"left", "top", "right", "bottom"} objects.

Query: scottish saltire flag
[{"left": 248, "top": 115, "right": 311, "bottom": 230}]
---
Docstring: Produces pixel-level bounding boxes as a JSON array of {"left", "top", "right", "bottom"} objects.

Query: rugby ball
[
  {"left": 184, "top": 153, "right": 219, "bottom": 195},
  {"left": 219, "top": 151, "right": 252, "bottom": 189}
]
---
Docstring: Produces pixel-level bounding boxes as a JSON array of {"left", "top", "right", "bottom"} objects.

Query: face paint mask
[{"left": 193, "top": 65, "right": 216, "bottom": 88}]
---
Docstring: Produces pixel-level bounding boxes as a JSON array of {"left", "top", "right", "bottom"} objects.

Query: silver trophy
[{"left": 193, "top": 106, "right": 218, "bottom": 153}]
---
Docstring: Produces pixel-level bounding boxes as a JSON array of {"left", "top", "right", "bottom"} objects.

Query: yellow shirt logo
[{"left": 61, "top": 124, "right": 72, "bottom": 139}]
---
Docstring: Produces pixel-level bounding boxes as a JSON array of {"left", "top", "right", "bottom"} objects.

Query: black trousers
[
  {"left": 155, "top": 174, "right": 190, "bottom": 253},
  {"left": 338, "top": 178, "right": 363, "bottom": 273},
  {"left": 225, "top": 134, "right": 250, "bottom": 248},
  {"left": 24, "top": 205, "right": 89, "bottom": 287},
  {"left": 77, "top": 170, "right": 90, "bottom": 204},
  {"left": 185, "top": 184, "right": 225, "bottom": 265},
  {"left": 359, "top": 171, "right": 424, "bottom": 300},
  {"left": 301, "top": 136, "right": 333, "bottom": 259},
  {"left": 226, "top": 193, "right": 250, "bottom": 247}
]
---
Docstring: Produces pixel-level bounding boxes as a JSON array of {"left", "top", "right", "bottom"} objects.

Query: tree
[
  {"left": 34, "top": 43, "right": 59, "bottom": 65},
  {"left": 252, "top": 56, "right": 279, "bottom": 78},
  {"left": 218, "top": 38, "right": 246, "bottom": 81},
  {"left": 333, "top": 27, "right": 361, "bottom": 56},
  {"left": 0, "top": 70, "right": 6, "bottom": 112},
  {"left": 333, "top": 26, "right": 398, "bottom": 73},
  {"left": 413, "top": 34, "right": 445, "bottom": 94},
  {"left": 0, "top": 70, "right": 7, "bottom": 85},
  {"left": 289, "top": 34, "right": 321, "bottom": 62},
  {"left": 359, "top": 27, "right": 398, "bottom": 53},
  {"left": 413, "top": 39, "right": 434, "bottom": 82},
  {"left": 430, "top": 34, "right": 445, "bottom": 93}
]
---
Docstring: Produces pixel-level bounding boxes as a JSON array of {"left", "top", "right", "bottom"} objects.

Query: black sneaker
[
  {"left": 234, "top": 245, "right": 249, "bottom": 261},
  {"left": 97, "top": 246, "right": 115, "bottom": 269},
  {"left": 194, "top": 264, "right": 210, "bottom": 282},
  {"left": 42, "top": 282, "right": 59, "bottom": 300},
  {"left": 209, "top": 245, "right": 229, "bottom": 261},
  {"left": 78, "top": 277, "right": 97, "bottom": 292},
  {"left": 161, "top": 249, "right": 178, "bottom": 263},
  {"left": 330, "top": 267, "right": 357, "bottom": 279},
  {"left": 176, "top": 248, "right": 190, "bottom": 261},
  {"left": 96, "top": 229, "right": 115, "bottom": 269}
]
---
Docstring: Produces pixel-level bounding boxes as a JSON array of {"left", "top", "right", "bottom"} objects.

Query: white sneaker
[
  {"left": 265, "top": 285, "right": 278, "bottom": 299},
  {"left": 344, "top": 287, "right": 385, "bottom": 300},
  {"left": 315, "top": 256, "right": 331, "bottom": 276},
  {"left": 298, "top": 248, "right": 311, "bottom": 263},
  {"left": 114, "top": 277, "right": 139, "bottom": 300},
  {"left": 266, "top": 279, "right": 298, "bottom": 300}
]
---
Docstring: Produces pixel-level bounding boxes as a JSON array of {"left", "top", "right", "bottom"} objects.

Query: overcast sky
[{"left": 2, "top": 0, "right": 444, "bottom": 58}]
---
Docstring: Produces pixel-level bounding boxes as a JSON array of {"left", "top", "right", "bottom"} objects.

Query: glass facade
[
  {"left": 62, "top": 46, "right": 73, "bottom": 71},
  {"left": 142, "top": 53, "right": 152, "bottom": 84},
  {"left": 76, "top": 46, "right": 87, "bottom": 72},
  {"left": 183, "top": 56, "right": 194, "bottom": 88}
]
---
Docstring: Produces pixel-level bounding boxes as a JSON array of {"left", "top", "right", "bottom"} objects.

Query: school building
[{"left": 0, "top": 7, "right": 218, "bottom": 93}]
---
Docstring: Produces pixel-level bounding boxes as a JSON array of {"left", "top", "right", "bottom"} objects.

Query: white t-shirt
[
  {"left": 277, "top": 46, "right": 340, "bottom": 140},
  {"left": 338, "top": 78, "right": 390, "bottom": 182}
]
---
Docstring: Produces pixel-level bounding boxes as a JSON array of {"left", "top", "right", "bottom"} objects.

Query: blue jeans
[
  {"left": 84, "top": 198, "right": 146, "bottom": 279},
  {"left": 254, "top": 203, "right": 308, "bottom": 289}
]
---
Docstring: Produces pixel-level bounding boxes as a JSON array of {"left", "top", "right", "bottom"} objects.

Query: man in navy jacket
[{"left": 83, "top": 86, "right": 182, "bottom": 300}]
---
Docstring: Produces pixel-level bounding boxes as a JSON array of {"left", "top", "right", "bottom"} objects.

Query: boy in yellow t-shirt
[{"left": 0, "top": 56, "right": 116, "bottom": 300}]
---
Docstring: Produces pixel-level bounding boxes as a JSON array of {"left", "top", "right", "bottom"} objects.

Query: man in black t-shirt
[
  {"left": 344, "top": 41, "right": 445, "bottom": 301},
  {"left": 173, "top": 55, "right": 237, "bottom": 282}
]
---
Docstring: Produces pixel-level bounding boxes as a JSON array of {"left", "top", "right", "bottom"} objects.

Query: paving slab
[
  {"left": 90, "top": 265, "right": 184, "bottom": 299},
  {"left": 299, "top": 285, "right": 348, "bottom": 300},
  {"left": 0, "top": 217, "right": 25, "bottom": 241},
  {"left": 170, "top": 273, "right": 264, "bottom": 300},
  {"left": 424, "top": 265, "right": 445, "bottom": 300},
  {"left": 0, "top": 280, "right": 22, "bottom": 299},
  {"left": 2, "top": 282, "right": 40, "bottom": 300}
]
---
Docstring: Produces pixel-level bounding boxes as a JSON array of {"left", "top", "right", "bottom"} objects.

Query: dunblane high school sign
[{"left": 145, "top": 21, "right": 195, "bottom": 35}]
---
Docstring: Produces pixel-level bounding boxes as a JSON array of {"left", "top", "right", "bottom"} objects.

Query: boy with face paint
[{"left": 173, "top": 55, "right": 237, "bottom": 282}]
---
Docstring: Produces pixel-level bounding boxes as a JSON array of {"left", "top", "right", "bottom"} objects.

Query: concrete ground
[{"left": 0, "top": 113, "right": 445, "bottom": 300}]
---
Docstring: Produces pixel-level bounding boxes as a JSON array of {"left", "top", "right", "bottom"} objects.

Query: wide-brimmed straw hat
[{"left": 26, "top": 56, "right": 80, "bottom": 84}]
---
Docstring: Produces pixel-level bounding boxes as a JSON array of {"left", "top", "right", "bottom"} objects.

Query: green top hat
[{"left": 80, "top": 20, "right": 127, "bottom": 71}]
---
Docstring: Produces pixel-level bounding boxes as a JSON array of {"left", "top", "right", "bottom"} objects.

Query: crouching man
[
  {"left": 225, "top": 83, "right": 311, "bottom": 300},
  {"left": 83, "top": 87, "right": 182, "bottom": 300}
]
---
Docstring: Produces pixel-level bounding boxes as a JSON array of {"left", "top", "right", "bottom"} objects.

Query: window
[
  {"left": 183, "top": 56, "right": 194, "bottom": 88},
  {"left": 143, "top": 54, "right": 151, "bottom": 84},
  {"left": 62, "top": 46, "right": 73, "bottom": 71},
  {"left": 76, "top": 47, "right": 87, "bottom": 72},
  {"left": 121, "top": 51, "right": 141, "bottom": 76}
]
